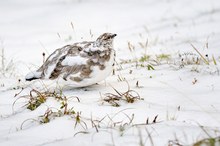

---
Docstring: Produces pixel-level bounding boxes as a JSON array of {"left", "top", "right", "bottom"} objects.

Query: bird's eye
[
  {"left": 205, "top": 54, "right": 208, "bottom": 57},
  {"left": 106, "top": 36, "right": 111, "bottom": 39}
]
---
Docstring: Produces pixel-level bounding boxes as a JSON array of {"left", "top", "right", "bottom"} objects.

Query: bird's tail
[{"left": 25, "top": 71, "right": 42, "bottom": 81}]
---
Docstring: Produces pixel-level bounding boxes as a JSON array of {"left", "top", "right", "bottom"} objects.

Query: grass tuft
[{"left": 101, "top": 84, "right": 143, "bottom": 107}]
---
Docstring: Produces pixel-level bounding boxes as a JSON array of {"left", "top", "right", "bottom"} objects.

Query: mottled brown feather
[{"left": 31, "top": 33, "right": 116, "bottom": 83}]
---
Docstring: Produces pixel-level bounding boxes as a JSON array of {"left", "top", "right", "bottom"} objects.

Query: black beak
[
  {"left": 109, "top": 34, "right": 117, "bottom": 39},
  {"left": 112, "top": 34, "right": 117, "bottom": 37}
]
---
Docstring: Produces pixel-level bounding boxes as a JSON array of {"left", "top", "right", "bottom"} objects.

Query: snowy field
[{"left": 1, "top": 0, "right": 220, "bottom": 145}]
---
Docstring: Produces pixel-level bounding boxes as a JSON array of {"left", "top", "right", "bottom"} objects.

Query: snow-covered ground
[{"left": 1, "top": 0, "right": 220, "bottom": 145}]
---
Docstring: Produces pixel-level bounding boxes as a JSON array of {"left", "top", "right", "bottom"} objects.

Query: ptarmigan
[{"left": 25, "top": 33, "right": 117, "bottom": 87}]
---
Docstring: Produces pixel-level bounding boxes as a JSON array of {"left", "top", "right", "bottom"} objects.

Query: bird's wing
[
  {"left": 37, "top": 45, "right": 84, "bottom": 79},
  {"left": 49, "top": 53, "right": 89, "bottom": 80}
]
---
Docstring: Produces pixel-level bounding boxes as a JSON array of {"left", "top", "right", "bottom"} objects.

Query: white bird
[{"left": 25, "top": 33, "right": 117, "bottom": 87}]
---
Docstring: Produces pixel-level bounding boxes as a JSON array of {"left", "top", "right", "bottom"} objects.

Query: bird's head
[{"left": 96, "top": 33, "right": 117, "bottom": 47}]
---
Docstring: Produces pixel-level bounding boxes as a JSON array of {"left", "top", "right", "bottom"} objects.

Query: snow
[{"left": 1, "top": 0, "right": 220, "bottom": 146}]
